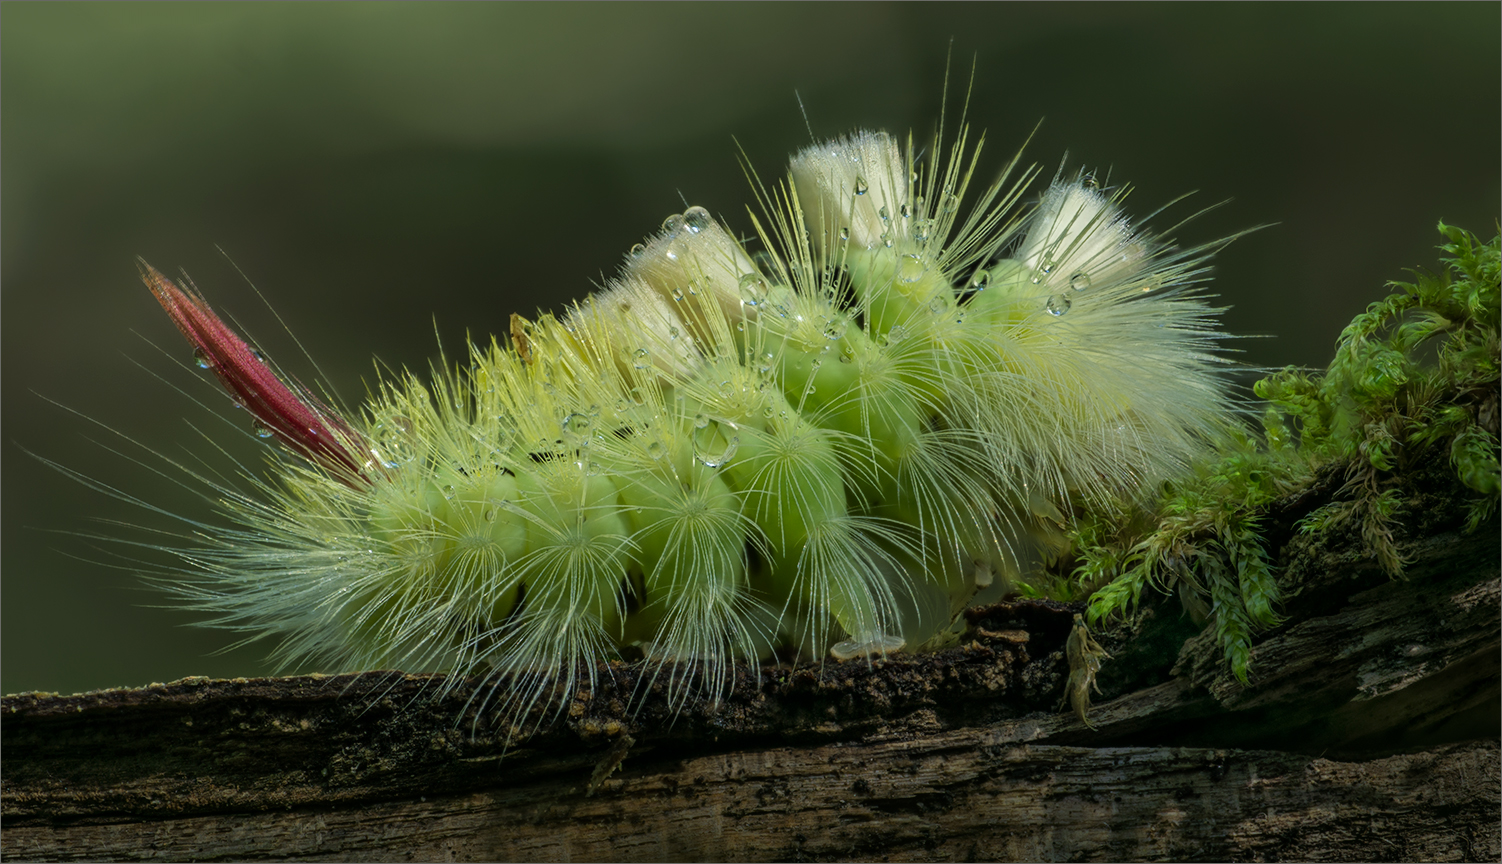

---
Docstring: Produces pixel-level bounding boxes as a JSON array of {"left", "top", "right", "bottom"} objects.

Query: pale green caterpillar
[{"left": 138, "top": 121, "right": 1239, "bottom": 719}]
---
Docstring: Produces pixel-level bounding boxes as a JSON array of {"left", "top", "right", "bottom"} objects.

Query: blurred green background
[{"left": 4, "top": 3, "right": 1497, "bottom": 696}]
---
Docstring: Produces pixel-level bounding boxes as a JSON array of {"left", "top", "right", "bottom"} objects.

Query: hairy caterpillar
[{"left": 132, "top": 118, "right": 1239, "bottom": 721}]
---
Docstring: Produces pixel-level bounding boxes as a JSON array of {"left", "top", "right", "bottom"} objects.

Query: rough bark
[{"left": 4, "top": 463, "right": 1498, "bottom": 862}]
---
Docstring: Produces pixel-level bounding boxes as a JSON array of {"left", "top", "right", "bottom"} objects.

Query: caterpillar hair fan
[{"left": 132, "top": 112, "right": 1242, "bottom": 728}]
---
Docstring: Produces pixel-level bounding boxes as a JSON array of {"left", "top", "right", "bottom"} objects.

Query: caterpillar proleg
[{"left": 134, "top": 119, "right": 1240, "bottom": 721}]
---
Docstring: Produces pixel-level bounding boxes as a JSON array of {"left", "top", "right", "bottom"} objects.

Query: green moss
[{"left": 1058, "top": 223, "right": 1500, "bottom": 683}]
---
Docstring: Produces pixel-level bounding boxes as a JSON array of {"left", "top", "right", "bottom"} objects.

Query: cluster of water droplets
[
  {"left": 370, "top": 414, "right": 415, "bottom": 469},
  {"left": 1030, "top": 240, "right": 1104, "bottom": 319}
]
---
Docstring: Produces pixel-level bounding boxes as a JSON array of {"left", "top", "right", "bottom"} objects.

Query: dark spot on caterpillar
[
  {"left": 528, "top": 447, "right": 564, "bottom": 464},
  {"left": 496, "top": 466, "right": 515, "bottom": 476},
  {"left": 618, "top": 570, "right": 646, "bottom": 616},
  {"left": 743, "top": 538, "right": 764, "bottom": 577},
  {"left": 611, "top": 426, "right": 634, "bottom": 441},
  {"left": 502, "top": 582, "right": 528, "bottom": 624},
  {"left": 956, "top": 275, "right": 984, "bottom": 305}
]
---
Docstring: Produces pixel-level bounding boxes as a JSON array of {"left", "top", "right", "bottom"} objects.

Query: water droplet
[
  {"left": 442, "top": 484, "right": 456, "bottom": 500},
  {"left": 970, "top": 270, "right": 991, "bottom": 290},
  {"left": 562, "top": 412, "right": 591, "bottom": 437},
  {"left": 762, "top": 404, "right": 775, "bottom": 418},
  {"left": 629, "top": 243, "right": 647, "bottom": 259},
  {"left": 1082, "top": 173, "right": 1099, "bottom": 190},
  {"left": 878, "top": 205, "right": 890, "bottom": 223},
  {"left": 647, "top": 441, "right": 665, "bottom": 460},
  {"left": 193, "top": 348, "right": 212, "bottom": 369},
  {"left": 1070, "top": 271, "right": 1092, "bottom": 291},
  {"left": 1040, "top": 257, "right": 1054, "bottom": 275},
  {"left": 695, "top": 434, "right": 739, "bottom": 469},
  {"left": 738, "top": 272, "right": 767, "bottom": 295},
  {"left": 661, "top": 213, "right": 683, "bottom": 233},
  {"left": 839, "top": 226, "right": 850, "bottom": 242},
  {"left": 483, "top": 508, "right": 497, "bottom": 523},
  {"left": 887, "top": 325, "right": 907, "bottom": 343},
  {"left": 900, "top": 203, "right": 912, "bottom": 219},
  {"left": 912, "top": 220, "right": 932, "bottom": 242},
  {"left": 942, "top": 194, "right": 959, "bottom": 214},
  {"left": 898, "top": 253, "right": 925, "bottom": 283},
  {"left": 671, "top": 287, "right": 685, "bottom": 302},
  {"left": 586, "top": 461, "right": 602, "bottom": 476},
  {"left": 392, "top": 416, "right": 412, "bottom": 434},
  {"left": 1046, "top": 294, "right": 1072, "bottom": 316},
  {"left": 694, "top": 413, "right": 710, "bottom": 429},
  {"left": 250, "top": 348, "right": 266, "bottom": 363},
  {"left": 633, "top": 348, "right": 650, "bottom": 369},
  {"left": 668, "top": 326, "right": 680, "bottom": 339},
  {"left": 928, "top": 297, "right": 947, "bottom": 315},
  {"left": 822, "top": 320, "right": 842, "bottom": 340},
  {"left": 252, "top": 420, "right": 274, "bottom": 439},
  {"left": 735, "top": 321, "right": 745, "bottom": 332},
  {"left": 683, "top": 206, "right": 711, "bottom": 233},
  {"left": 854, "top": 175, "right": 869, "bottom": 196}
]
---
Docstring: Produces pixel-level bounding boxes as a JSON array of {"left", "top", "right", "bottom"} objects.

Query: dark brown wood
[
  {"left": 4, "top": 737, "right": 1495, "bottom": 863},
  {"left": 4, "top": 463, "right": 1498, "bottom": 861}
]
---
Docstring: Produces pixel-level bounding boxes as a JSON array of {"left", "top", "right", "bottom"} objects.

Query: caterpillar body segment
[{"left": 143, "top": 125, "right": 1240, "bottom": 719}]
